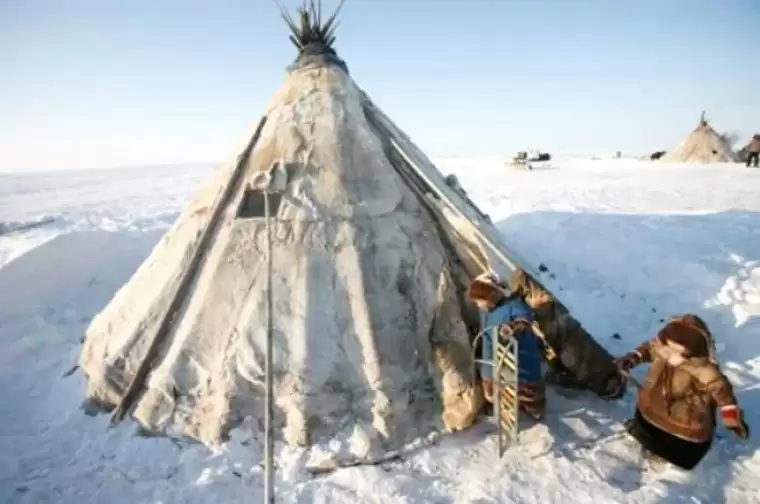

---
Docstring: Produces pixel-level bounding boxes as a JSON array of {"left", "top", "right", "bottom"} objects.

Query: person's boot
[
  {"left": 480, "top": 380, "right": 494, "bottom": 417},
  {"left": 482, "top": 379, "right": 494, "bottom": 403},
  {"left": 640, "top": 447, "right": 669, "bottom": 471},
  {"left": 481, "top": 401, "right": 494, "bottom": 417},
  {"left": 521, "top": 405, "right": 545, "bottom": 421},
  {"left": 623, "top": 418, "right": 634, "bottom": 433}
]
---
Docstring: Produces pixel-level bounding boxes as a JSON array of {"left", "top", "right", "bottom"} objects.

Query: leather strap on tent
[{"left": 108, "top": 115, "right": 269, "bottom": 427}]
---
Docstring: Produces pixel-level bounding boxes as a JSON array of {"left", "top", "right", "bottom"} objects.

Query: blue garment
[{"left": 480, "top": 297, "right": 543, "bottom": 383}]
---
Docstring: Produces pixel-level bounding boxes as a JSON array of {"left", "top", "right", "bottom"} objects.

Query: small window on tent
[
  {"left": 235, "top": 162, "right": 300, "bottom": 219},
  {"left": 236, "top": 188, "right": 283, "bottom": 219}
]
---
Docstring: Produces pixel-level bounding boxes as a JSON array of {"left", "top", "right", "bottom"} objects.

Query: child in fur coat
[
  {"left": 616, "top": 314, "right": 750, "bottom": 470},
  {"left": 467, "top": 273, "right": 548, "bottom": 420}
]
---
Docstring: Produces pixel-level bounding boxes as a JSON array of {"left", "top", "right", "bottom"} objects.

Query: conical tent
[
  {"left": 79, "top": 2, "right": 625, "bottom": 460},
  {"left": 661, "top": 112, "right": 738, "bottom": 163}
]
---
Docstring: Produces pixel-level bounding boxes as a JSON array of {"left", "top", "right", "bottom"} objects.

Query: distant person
[
  {"left": 745, "top": 134, "right": 760, "bottom": 167},
  {"left": 615, "top": 314, "right": 749, "bottom": 470},
  {"left": 467, "top": 273, "right": 548, "bottom": 420}
]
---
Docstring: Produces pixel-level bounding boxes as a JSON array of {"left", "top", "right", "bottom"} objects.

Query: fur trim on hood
[
  {"left": 657, "top": 314, "right": 716, "bottom": 362},
  {"left": 466, "top": 275, "right": 508, "bottom": 306}
]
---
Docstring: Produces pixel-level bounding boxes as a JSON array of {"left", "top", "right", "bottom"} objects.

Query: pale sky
[{"left": 1, "top": 0, "right": 759, "bottom": 172}]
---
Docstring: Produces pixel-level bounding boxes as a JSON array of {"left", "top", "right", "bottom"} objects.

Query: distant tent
[
  {"left": 78, "top": 1, "right": 625, "bottom": 461},
  {"left": 661, "top": 111, "right": 738, "bottom": 163}
]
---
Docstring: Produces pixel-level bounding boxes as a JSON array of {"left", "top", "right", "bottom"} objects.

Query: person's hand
[
  {"left": 722, "top": 406, "right": 750, "bottom": 439},
  {"left": 614, "top": 352, "right": 642, "bottom": 372},
  {"left": 728, "top": 419, "right": 750, "bottom": 439},
  {"left": 499, "top": 319, "right": 533, "bottom": 339}
]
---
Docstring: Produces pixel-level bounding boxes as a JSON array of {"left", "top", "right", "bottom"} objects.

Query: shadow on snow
[{"left": 495, "top": 209, "right": 760, "bottom": 502}]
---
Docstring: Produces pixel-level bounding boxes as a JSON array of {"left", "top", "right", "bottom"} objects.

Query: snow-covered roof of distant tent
[{"left": 661, "top": 112, "right": 738, "bottom": 164}]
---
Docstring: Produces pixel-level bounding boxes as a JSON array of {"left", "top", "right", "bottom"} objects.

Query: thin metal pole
[
  {"left": 264, "top": 190, "right": 275, "bottom": 504},
  {"left": 492, "top": 326, "right": 501, "bottom": 455}
]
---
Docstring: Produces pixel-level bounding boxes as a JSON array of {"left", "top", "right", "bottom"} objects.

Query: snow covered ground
[
  {"left": 1, "top": 158, "right": 759, "bottom": 503},
  {"left": 0, "top": 164, "right": 213, "bottom": 268}
]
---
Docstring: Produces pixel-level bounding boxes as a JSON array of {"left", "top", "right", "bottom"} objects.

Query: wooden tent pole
[{"left": 108, "top": 115, "right": 268, "bottom": 427}]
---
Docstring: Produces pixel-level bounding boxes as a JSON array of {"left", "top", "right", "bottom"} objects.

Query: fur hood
[
  {"left": 467, "top": 272, "right": 512, "bottom": 307},
  {"left": 656, "top": 315, "right": 717, "bottom": 363}
]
